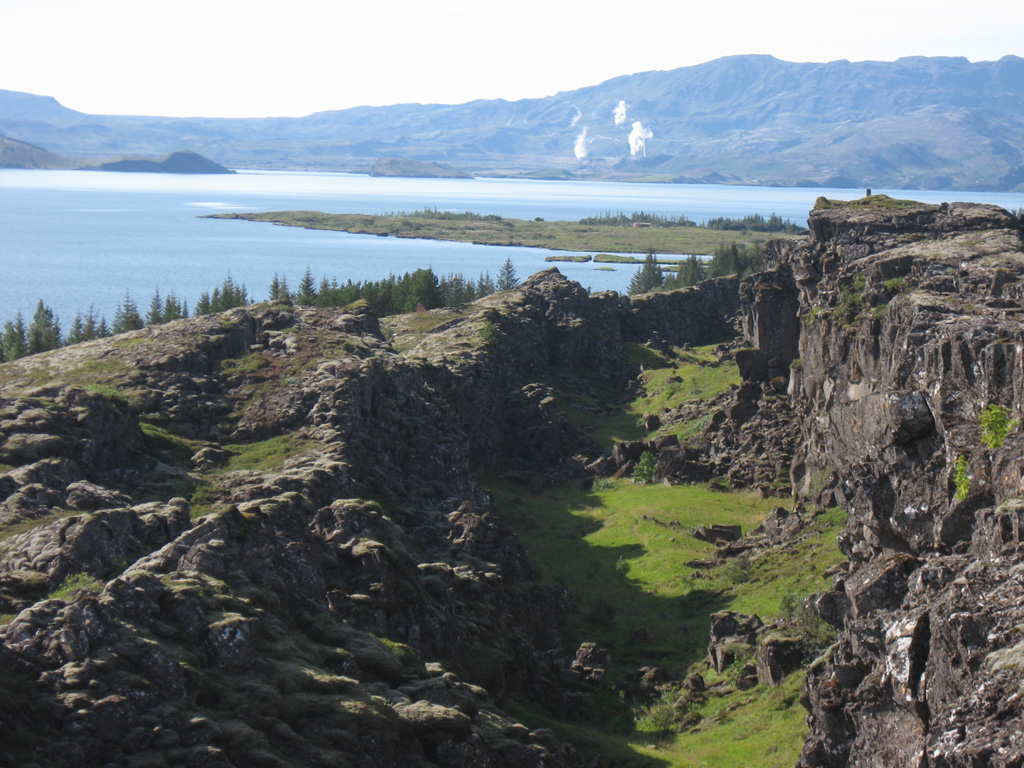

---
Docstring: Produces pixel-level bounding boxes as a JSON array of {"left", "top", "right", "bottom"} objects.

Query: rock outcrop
[
  {"left": 0, "top": 269, "right": 741, "bottom": 767},
  {"left": 737, "top": 196, "right": 1024, "bottom": 766}
]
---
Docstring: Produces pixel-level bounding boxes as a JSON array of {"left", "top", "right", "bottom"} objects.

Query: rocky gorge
[{"left": 2, "top": 195, "right": 1024, "bottom": 767}]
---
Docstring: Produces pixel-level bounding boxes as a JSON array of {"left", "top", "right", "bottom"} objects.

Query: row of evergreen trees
[
  {"left": 0, "top": 259, "right": 521, "bottom": 364},
  {"left": 627, "top": 241, "right": 765, "bottom": 295},
  {"left": 578, "top": 210, "right": 805, "bottom": 233}
]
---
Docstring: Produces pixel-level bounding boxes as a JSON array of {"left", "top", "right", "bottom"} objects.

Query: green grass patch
[
  {"left": 49, "top": 572, "right": 104, "bottom": 600},
  {"left": 222, "top": 433, "right": 312, "bottom": 472},
  {"left": 715, "top": 507, "right": 847, "bottom": 620},
  {"left": 0, "top": 508, "right": 82, "bottom": 542},
  {"left": 215, "top": 211, "right": 773, "bottom": 257},
  {"left": 556, "top": 343, "right": 739, "bottom": 450},
  {"left": 813, "top": 194, "right": 936, "bottom": 211},
  {"left": 656, "top": 671, "right": 809, "bottom": 767},
  {"left": 594, "top": 253, "right": 642, "bottom": 263},
  {"left": 489, "top": 479, "right": 778, "bottom": 672},
  {"left": 488, "top": 484, "right": 844, "bottom": 767},
  {"left": 140, "top": 418, "right": 203, "bottom": 463},
  {"left": 220, "top": 352, "right": 270, "bottom": 379}
]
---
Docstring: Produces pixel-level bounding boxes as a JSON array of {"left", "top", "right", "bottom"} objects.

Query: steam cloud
[
  {"left": 571, "top": 106, "right": 582, "bottom": 128},
  {"left": 628, "top": 121, "right": 653, "bottom": 156},
  {"left": 613, "top": 100, "right": 628, "bottom": 125},
  {"left": 574, "top": 127, "right": 590, "bottom": 158}
]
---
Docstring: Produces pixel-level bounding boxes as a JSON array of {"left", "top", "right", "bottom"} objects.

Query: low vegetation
[
  {"left": 210, "top": 209, "right": 788, "bottom": 258},
  {"left": 488, "top": 342, "right": 844, "bottom": 766}
]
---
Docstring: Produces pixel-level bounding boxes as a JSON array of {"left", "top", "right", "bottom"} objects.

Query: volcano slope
[{"left": 0, "top": 270, "right": 739, "bottom": 768}]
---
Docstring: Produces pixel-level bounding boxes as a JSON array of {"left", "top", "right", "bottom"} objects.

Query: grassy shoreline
[{"left": 208, "top": 210, "right": 785, "bottom": 255}]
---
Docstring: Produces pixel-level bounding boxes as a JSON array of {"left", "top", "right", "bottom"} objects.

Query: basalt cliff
[
  {"left": 3, "top": 197, "right": 1024, "bottom": 767},
  {"left": 737, "top": 197, "right": 1024, "bottom": 766}
]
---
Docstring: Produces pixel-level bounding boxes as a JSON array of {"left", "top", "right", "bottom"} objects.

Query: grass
[
  {"left": 561, "top": 343, "right": 740, "bottom": 447},
  {"left": 0, "top": 508, "right": 83, "bottom": 542},
  {"left": 490, "top": 479, "right": 779, "bottom": 672},
  {"left": 221, "top": 433, "right": 312, "bottom": 472},
  {"left": 49, "top": 572, "right": 104, "bottom": 600},
  {"left": 813, "top": 194, "right": 937, "bottom": 212},
  {"left": 660, "top": 671, "right": 809, "bottom": 767},
  {"left": 212, "top": 211, "right": 776, "bottom": 256},
  {"left": 220, "top": 352, "right": 270, "bottom": 379},
  {"left": 490, "top": 476, "right": 842, "bottom": 766},
  {"left": 483, "top": 338, "right": 843, "bottom": 766}
]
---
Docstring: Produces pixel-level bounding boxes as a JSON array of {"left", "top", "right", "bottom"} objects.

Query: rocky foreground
[
  {"left": 738, "top": 197, "right": 1024, "bottom": 767},
  {"left": 3, "top": 196, "right": 1024, "bottom": 768},
  {"left": 0, "top": 271, "right": 736, "bottom": 767}
]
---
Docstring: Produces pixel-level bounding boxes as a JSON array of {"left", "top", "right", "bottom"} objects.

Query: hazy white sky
[{"left": 1, "top": 0, "right": 1021, "bottom": 117}]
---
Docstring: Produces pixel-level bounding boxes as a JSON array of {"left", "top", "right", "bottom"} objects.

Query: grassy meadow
[
  {"left": 488, "top": 343, "right": 845, "bottom": 766},
  {"left": 212, "top": 211, "right": 778, "bottom": 256}
]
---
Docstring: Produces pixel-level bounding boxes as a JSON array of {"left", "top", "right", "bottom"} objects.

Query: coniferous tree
[
  {"left": 163, "top": 292, "right": 185, "bottom": 322},
  {"left": 112, "top": 292, "right": 144, "bottom": 334},
  {"left": 81, "top": 306, "right": 102, "bottom": 341},
  {"left": 1, "top": 313, "right": 28, "bottom": 361},
  {"left": 477, "top": 271, "right": 496, "bottom": 296},
  {"left": 496, "top": 258, "right": 519, "bottom": 291},
  {"left": 146, "top": 289, "right": 163, "bottom": 326},
  {"left": 628, "top": 251, "right": 665, "bottom": 295},
  {"left": 28, "top": 300, "right": 61, "bottom": 354},
  {"left": 296, "top": 268, "right": 317, "bottom": 305},
  {"left": 66, "top": 313, "right": 87, "bottom": 346}
]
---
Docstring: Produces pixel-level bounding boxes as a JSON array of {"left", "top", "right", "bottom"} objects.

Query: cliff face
[
  {"left": 0, "top": 270, "right": 738, "bottom": 768},
  {"left": 738, "top": 197, "right": 1024, "bottom": 766}
]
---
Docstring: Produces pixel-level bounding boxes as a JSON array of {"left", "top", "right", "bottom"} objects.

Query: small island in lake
[
  {"left": 369, "top": 156, "right": 471, "bottom": 179},
  {"left": 0, "top": 135, "right": 233, "bottom": 174}
]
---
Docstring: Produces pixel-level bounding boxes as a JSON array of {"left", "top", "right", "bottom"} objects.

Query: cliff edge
[{"left": 738, "top": 195, "right": 1024, "bottom": 766}]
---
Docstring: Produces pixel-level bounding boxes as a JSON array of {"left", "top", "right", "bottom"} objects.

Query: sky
[{"left": 1, "top": 0, "right": 1021, "bottom": 118}]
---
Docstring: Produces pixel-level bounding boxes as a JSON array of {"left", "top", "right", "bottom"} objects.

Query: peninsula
[{"left": 208, "top": 209, "right": 786, "bottom": 255}]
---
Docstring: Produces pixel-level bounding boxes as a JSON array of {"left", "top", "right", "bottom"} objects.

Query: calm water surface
[{"left": 2, "top": 169, "right": 1023, "bottom": 325}]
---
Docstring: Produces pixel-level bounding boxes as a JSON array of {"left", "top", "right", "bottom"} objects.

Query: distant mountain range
[{"left": 2, "top": 55, "right": 1023, "bottom": 191}]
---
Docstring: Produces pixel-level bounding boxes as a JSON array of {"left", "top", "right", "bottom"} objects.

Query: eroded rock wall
[
  {"left": 737, "top": 198, "right": 1024, "bottom": 766},
  {"left": 0, "top": 268, "right": 742, "bottom": 768}
]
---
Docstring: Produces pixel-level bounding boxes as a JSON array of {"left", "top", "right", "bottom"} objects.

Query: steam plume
[
  {"left": 628, "top": 121, "right": 653, "bottom": 156},
  {"left": 574, "top": 127, "right": 590, "bottom": 158},
  {"left": 571, "top": 106, "right": 582, "bottom": 128},
  {"left": 613, "top": 100, "right": 628, "bottom": 125}
]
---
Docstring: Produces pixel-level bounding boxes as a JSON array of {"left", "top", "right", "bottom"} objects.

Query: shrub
[
  {"left": 953, "top": 454, "right": 971, "bottom": 501},
  {"left": 50, "top": 572, "right": 104, "bottom": 600},
  {"left": 980, "top": 404, "right": 1017, "bottom": 450},
  {"left": 632, "top": 452, "right": 657, "bottom": 484},
  {"left": 778, "top": 590, "right": 837, "bottom": 654}
]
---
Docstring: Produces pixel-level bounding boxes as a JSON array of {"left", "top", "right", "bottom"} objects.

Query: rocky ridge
[
  {"left": 735, "top": 196, "right": 1024, "bottom": 766},
  {"left": 0, "top": 270, "right": 739, "bottom": 768}
]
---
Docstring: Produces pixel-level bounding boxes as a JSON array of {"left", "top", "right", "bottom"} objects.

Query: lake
[{"left": 2, "top": 169, "right": 1023, "bottom": 327}]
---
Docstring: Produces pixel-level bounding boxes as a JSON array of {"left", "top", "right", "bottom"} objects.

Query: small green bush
[
  {"left": 719, "top": 557, "right": 753, "bottom": 586},
  {"left": 953, "top": 454, "right": 971, "bottom": 501},
  {"left": 632, "top": 452, "right": 657, "bottom": 484},
  {"left": 50, "top": 572, "right": 103, "bottom": 600},
  {"left": 980, "top": 404, "right": 1017, "bottom": 450},
  {"left": 883, "top": 277, "right": 906, "bottom": 293}
]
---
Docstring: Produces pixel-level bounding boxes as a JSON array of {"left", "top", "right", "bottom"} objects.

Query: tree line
[
  {"left": 628, "top": 241, "right": 764, "bottom": 295},
  {"left": 0, "top": 259, "right": 520, "bottom": 363},
  {"left": 578, "top": 210, "right": 805, "bottom": 233}
]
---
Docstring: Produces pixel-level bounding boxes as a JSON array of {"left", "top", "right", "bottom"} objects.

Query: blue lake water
[{"left": 2, "top": 169, "right": 1023, "bottom": 326}]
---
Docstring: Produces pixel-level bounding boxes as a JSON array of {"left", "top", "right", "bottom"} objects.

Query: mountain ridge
[{"left": 2, "top": 54, "right": 1023, "bottom": 190}]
